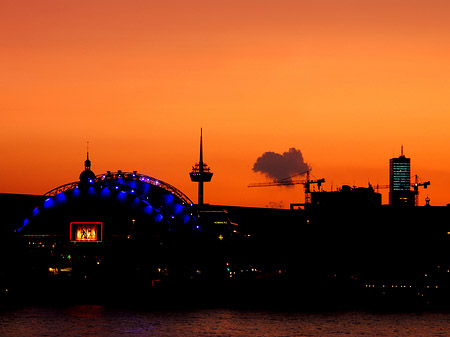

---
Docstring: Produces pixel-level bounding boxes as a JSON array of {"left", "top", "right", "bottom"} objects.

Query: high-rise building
[{"left": 389, "top": 147, "right": 414, "bottom": 206}]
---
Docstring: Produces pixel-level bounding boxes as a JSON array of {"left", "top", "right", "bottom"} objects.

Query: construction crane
[
  {"left": 374, "top": 175, "right": 430, "bottom": 206},
  {"left": 248, "top": 170, "right": 325, "bottom": 204},
  {"left": 374, "top": 184, "right": 389, "bottom": 193},
  {"left": 412, "top": 175, "right": 430, "bottom": 206}
]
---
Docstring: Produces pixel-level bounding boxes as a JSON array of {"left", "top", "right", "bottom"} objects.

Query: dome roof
[
  {"left": 17, "top": 171, "right": 196, "bottom": 235},
  {"left": 79, "top": 169, "right": 96, "bottom": 181}
]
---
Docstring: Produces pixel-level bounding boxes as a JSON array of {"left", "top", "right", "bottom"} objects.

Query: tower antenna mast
[{"left": 190, "top": 129, "right": 213, "bottom": 205}]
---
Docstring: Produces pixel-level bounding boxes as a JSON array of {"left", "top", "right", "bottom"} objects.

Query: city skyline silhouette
[{"left": 1, "top": 1, "right": 449, "bottom": 208}]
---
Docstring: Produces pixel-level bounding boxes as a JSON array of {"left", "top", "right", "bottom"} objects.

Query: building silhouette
[
  {"left": 389, "top": 147, "right": 415, "bottom": 206},
  {"left": 1, "top": 144, "right": 449, "bottom": 308},
  {"left": 311, "top": 184, "right": 381, "bottom": 209},
  {"left": 79, "top": 151, "right": 96, "bottom": 182}
]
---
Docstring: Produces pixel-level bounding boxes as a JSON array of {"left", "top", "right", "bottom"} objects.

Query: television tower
[{"left": 190, "top": 128, "right": 213, "bottom": 205}]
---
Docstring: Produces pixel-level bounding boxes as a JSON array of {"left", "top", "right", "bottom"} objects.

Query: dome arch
[{"left": 18, "top": 171, "right": 197, "bottom": 235}]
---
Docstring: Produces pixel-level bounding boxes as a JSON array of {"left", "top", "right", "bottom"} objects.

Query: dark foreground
[{"left": 2, "top": 305, "right": 450, "bottom": 337}]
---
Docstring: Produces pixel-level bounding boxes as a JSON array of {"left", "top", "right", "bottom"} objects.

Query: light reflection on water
[{"left": 1, "top": 305, "right": 450, "bottom": 336}]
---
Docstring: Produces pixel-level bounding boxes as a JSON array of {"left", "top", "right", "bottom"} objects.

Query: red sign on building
[{"left": 70, "top": 222, "right": 103, "bottom": 242}]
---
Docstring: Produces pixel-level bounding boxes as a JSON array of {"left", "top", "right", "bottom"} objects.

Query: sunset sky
[{"left": 1, "top": 0, "right": 450, "bottom": 207}]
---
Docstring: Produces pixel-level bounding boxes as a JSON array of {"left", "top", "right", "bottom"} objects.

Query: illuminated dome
[
  {"left": 15, "top": 170, "right": 201, "bottom": 299},
  {"left": 18, "top": 170, "right": 196, "bottom": 235}
]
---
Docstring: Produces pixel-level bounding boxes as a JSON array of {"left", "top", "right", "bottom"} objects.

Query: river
[{"left": 1, "top": 305, "right": 450, "bottom": 336}]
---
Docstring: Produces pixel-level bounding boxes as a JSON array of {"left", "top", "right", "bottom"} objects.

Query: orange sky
[{"left": 1, "top": 0, "right": 450, "bottom": 207}]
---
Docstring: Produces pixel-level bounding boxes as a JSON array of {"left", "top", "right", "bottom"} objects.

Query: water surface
[{"left": 1, "top": 305, "right": 450, "bottom": 336}]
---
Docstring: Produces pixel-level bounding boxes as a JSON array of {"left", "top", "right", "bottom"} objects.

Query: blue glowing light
[
  {"left": 55, "top": 192, "right": 67, "bottom": 204},
  {"left": 163, "top": 194, "right": 174, "bottom": 204},
  {"left": 88, "top": 186, "right": 96, "bottom": 195},
  {"left": 141, "top": 183, "right": 150, "bottom": 193},
  {"left": 144, "top": 205, "right": 153, "bottom": 215},
  {"left": 43, "top": 198, "right": 54, "bottom": 209},
  {"left": 155, "top": 214, "right": 163, "bottom": 222},
  {"left": 32, "top": 208, "right": 39, "bottom": 217},
  {"left": 173, "top": 203, "right": 183, "bottom": 214},
  {"left": 117, "top": 191, "right": 127, "bottom": 202},
  {"left": 100, "top": 187, "right": 111, "bottom": 199},
  {"left": 131, "top": 197, "right": 140, "bottom": 208},
  {"left": 17, "top": 218, "right": 29, "bottom": 232},
  {"left": 72, "top": 188, "right": 80, "bottom": 197}
]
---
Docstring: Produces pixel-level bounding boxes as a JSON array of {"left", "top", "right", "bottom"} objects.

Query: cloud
[{"left": 252, "top": 148, "right": 311, "bottom": 183}]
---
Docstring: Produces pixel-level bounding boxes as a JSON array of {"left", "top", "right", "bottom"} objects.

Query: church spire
[
  {"left": 80, "top": 142, "right": 95, "bottom": 182},
  {"left": 84, "top": 141, "right": 91, "bottom": 170},
  {"left": 85, "top": 152, "right": 91, "bottom": 171}
]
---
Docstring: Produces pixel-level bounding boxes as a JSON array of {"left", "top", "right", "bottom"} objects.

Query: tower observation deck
[{"left": 190, "top": 129, "right": 213, "bottom": 205}]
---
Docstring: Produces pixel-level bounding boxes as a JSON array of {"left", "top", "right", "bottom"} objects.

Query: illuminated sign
[{"left": 70, "top": 222, "right": 102, "bottom": 242}]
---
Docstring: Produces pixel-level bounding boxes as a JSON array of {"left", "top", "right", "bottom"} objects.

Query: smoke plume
[{"left": 253, "top": 148, "right": 311, "bottom": 183}]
